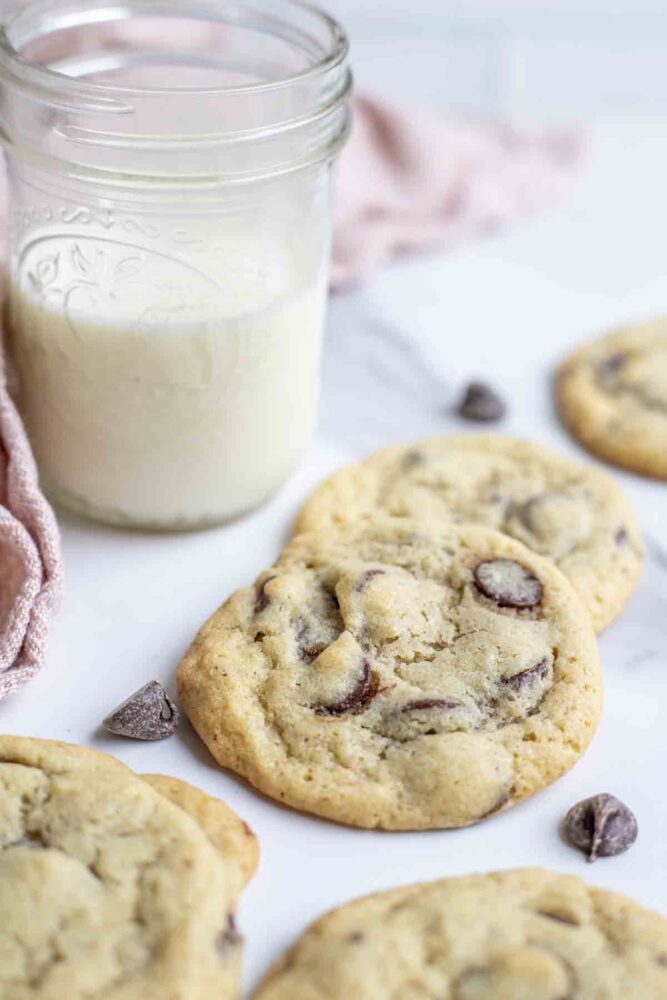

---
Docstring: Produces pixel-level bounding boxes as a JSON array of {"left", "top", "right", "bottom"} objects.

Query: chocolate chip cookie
[
  {"left": 178, "top": 518, "right": 601, "bottom": 830},
  {"left": 252, "top": 868, "right": 667, "bottom": 999},
  {"left": 0, "top": 735, "right": 257, "bottom": 1000},
  {"left": 557, "top": 317, "right": 667, "bottom": 479},
  {"left": 294, "top": 435, "right": 642, "bottom": 633}
]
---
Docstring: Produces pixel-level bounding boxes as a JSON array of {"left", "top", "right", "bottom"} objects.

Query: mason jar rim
[{"left": 0, "top": 0, "right": 349, "bottom": 107}]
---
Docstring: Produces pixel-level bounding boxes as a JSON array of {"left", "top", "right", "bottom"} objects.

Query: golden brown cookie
[
  {"left": 253, "top": 868, "right": 667, "bottom": 1000},
  {"left": 557, "top": 317, "right": 667, "bottom": 479},
  {"left": 178, "top": 518, "right": 602, "bottom": 830},
  {"left": 0, "top": 735, "right": 255, "bottom": 1000},
  {"left": 295, "top": 435, "right": 643, "bottom": 632}
]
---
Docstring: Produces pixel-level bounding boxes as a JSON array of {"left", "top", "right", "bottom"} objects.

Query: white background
[{"left": 2, "top": 2, "right": 667, "bottom": 995}]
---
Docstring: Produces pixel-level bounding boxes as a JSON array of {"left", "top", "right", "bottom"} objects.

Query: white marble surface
[{"left": 2, "top": 116, "right": 667, "bottom": 993}]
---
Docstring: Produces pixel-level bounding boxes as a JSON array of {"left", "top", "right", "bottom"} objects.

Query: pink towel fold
[
  {"left": 332, "top": 95, "right": 581, "bottom": 289},
  {"left": 0, "top": 89, "right": 579, "bottom": 701},
  {"left": 0, "top": 357, "right": 62, "bottom": 700}
]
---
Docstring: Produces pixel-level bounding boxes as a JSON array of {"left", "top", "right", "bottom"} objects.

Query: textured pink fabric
[
  {"left": 332, "top": 95, "right": 581, "bottom": 289},
  {"left": 0, "top": 356, "right": 62, "bottom": 700}
]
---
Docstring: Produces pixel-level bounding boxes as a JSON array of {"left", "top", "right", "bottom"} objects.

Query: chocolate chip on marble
[
  {"left": 217, "top": 913, "right": 242, "bottom": 954},
  {"left": 354, "top": 569, "right": 386, "bottom": 592},
  {"left": 474, "top": 559, "right": 543, "bottom": 609},
  {"left": 312, "top": 659, "right": 379, "bottom": 717},
  {"left": 563, "top": 794, "right": 638, "bottom": 862},
  {"left": 457, "top": 381, "right": 506, "bottom": 422},
  {"left": 254, "top": 576, "right": 277, "bottom": 614},
  {"left": 501, "top": 658, "right": 551, "bottom": 694},
  {"left": 102, "top": 681, "right": 180, "bottom": 740}
]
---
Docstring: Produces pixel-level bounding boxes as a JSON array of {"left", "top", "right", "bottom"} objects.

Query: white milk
[{"left": 8, "top": 229, "right": 326, "bottom": 528}]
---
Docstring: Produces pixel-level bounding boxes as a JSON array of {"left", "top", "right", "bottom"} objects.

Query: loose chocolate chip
[
  {"left": 354, "top": 569, "right": 386, "bottom": 592},
  {"left": 102, "top": 681, "right": 180, "bottom": 741},
  {"left": 501, "top": 658, "right": 551, "bottom": 694},
  {"left": 563, "top": 793, "right": 638, "bottom": 862},
  {"left": 457, "top": 381, "right": 506, "bottom": 422},
  {"left": 217, "top": 913, "right": 242, "bottom": 954},
  {"left": 473, "top": 559, "right": 543, "bottom": 609},
  {"left": 313, "top": 659, "right": 379, "bottom": 717},
  {"left": 254, "top": 576, "right": 277, "bottom": 614}
]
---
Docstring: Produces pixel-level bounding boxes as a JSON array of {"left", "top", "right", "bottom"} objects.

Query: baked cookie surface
[
  {"left": 252, "top": 868, "right": 667, "bottom": 1000},
  {"left": 557, "top": 318, "right": 667, "bottom": 480},
  {"left": 0, "top": 735, "right": 255, "bottom": 1000},
  {"left": 295, "top": 435, "right": 643, "bottom": 633},
  {"left": 178, "top": 518, "right": 602, "bottom": 830}
]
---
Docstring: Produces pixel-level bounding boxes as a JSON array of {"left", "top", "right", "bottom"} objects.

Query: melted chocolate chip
[
  {"left": 255, "top": 576, "right": 277, "bottom": 614},
  {"left": 473, "top": 559, "right": 543, "bottom": 609},
  {"left": 596, "top": 352, "right": 627, "bottom": 380},
  {"left": 354, "top": 569, "right": 386, "bottom": 592},
  {"left": 402, "top": 449, "right": 424, "bottom": 468},
  {"left": 615, "top": 527, "right": 628, "bottom": 545},
  {"left": 537, "top": 910, "right": 580, "bottom": 927},
  {"left": 346, "top": 931, "right": 365, "bottom": 944},
  {"left": 313, "top": 660, "right": 379, "bottom": 717},
  {"left": 563, "top": 793, "right": 638, "bottom": 862},
  {"left": 294, "top": 618, "right": 328, "bottom": 663},
  {"left": 401, "top": 697, "right": 463, "bottom": 713},
  {"left": 501, "top": 658, "right": 551, "bottom": 693},
  {"left": 457, "top": 381, "right": 506, "bottom": 422},
  {"left": 217, "top": 913, "right": 242, "bottom": 954},
  {"left": 102, "top": 681, "right": 180, "bottom": 741}
]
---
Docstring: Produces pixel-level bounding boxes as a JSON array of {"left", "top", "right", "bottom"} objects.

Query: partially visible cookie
[
  {"left": 557, "top": 317, "right": 667, "bottom": 480},
  {"left": 295, "top": 435, "right": 643, "bottom": 633},
  {"left": 178, "top": 518, "right": 602, "bottom": 830},
  {"left": 142, "top": 774, "right": 259, "bottom": 892},
  {"left": 0, "top": 735, "right": 254, "bottom": 1000},
  {"left": 252, "top": 868, "right": 667, "bottom": 1000}
]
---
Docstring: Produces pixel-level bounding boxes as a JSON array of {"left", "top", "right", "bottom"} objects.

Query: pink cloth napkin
[
  {"left": 332, "top": 95, "right": 581, "bottom": 289},
  {"left": 0, "top": 90, "right": 579, "bottom": 701},
  {"left": 0, "top": 359, "right": 62, "bottom": 700}
]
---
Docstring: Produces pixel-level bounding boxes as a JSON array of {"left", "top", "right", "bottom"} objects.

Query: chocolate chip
[
  {"left": 657, "top": 954, "right": 667, "bottom": 968},
  {"left": 596, "top": 352, "right": 627, "bottom": 380},
  {"left": 217, "top": 913, "right": 242, "bottom": 954},
  {"left": 254, "top": 576, "right": 277, "bottom": 614},
  {"left": 402, "top": 697, "right": 463, "bottom": 713},
  {"left": 457, "top": 381, "right": 506, "bottom": 422},
  {"left": 313, "top": 659, "right": 379, "bottom": 717},
  {"left": 102, "top": 681, "right": 180, "bottom": 741},
  {"left": 537, "top": 910, "right": 579, "bottom": 926},
  {"left": 473, "top": 559, "right": 543, "bottom": 609},
  {"left": 501, "top": 658, "right": 551, "bottom": 694},
  {"left": 402, "top": 449, "right": 424, "bottom": 468},
  {"left": 563, "top": 794, "right": 638, "bottom": 862},
  {"left": 615, "top": 527, "right": 628, "bottom": 545},
  {"left": 354, "top": 569, "right": 385, "bottom": 592},
  {"left": 294, "top": 618, "right": 328, "bottom": 663},
  {"left": 346, "top": 931, "right": 365, "bottom": 944}
]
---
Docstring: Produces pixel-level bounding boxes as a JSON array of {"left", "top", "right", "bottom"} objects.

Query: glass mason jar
[{"left": 0, "top": 0, "right": 350, "bottom": 529}]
